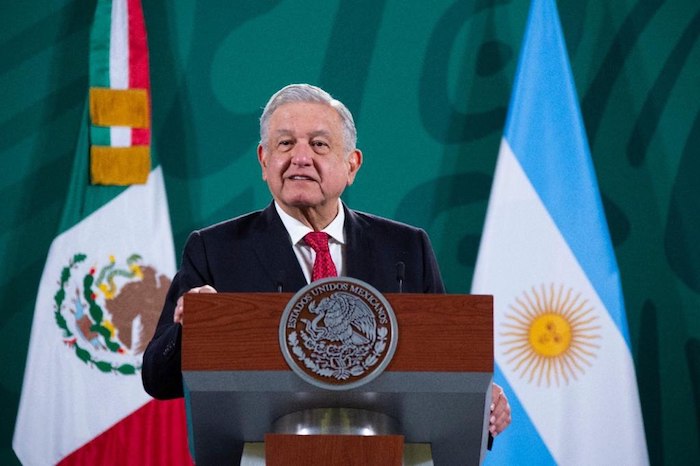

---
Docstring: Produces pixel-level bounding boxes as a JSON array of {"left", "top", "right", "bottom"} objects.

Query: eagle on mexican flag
[{"left": 13, "top": 0, "right": 192, "bottom": 464}]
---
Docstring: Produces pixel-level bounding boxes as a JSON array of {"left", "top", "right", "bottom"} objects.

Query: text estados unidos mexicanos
[{"left": 286, "top": 282, "right": 389, "bottom": 328}]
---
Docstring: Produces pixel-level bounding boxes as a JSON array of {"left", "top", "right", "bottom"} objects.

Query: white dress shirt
[{"left": 274, "top": 200, "right": 346, "bottom": 284}]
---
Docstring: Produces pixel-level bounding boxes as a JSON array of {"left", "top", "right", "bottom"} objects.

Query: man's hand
[
  {"left": 489, "top": 383, "right": 511, "bottom": 437},
  {"left": 173, "top": 285, "right": 217, "bottom": 325}
]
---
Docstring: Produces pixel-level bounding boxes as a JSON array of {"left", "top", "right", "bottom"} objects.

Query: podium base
[
  {"left": 240, "top": 441, "right": 434, "bottom": 466},
  {"left": 265, "top": 434, "right": 403, "bottom": 466}
]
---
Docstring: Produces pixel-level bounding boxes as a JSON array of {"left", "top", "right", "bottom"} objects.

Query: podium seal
[{"left": 279, "top": 277, "right": 398, "bottom": 390}]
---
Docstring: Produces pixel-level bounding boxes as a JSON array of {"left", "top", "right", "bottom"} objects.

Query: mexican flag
[{"left": 12, "top": 0, "right": 193, "bottom": 464}]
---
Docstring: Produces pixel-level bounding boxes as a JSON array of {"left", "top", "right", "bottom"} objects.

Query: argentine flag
[{"left": 471, "top": 0, "right": 648, "bottom": 464}]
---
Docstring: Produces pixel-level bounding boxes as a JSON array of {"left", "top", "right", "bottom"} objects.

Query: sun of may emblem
[
  {"left": 54, "top": 253, "right": 170, "bottom": 375},
  {"left": 500, "top": 284, "right": 601, "bottom": 387}
]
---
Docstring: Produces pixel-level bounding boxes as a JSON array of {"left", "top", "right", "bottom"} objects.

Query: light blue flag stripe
[
  {"left": 484, "top": 365, "right": 556, "bottom": 465},
  {"left": 503, "top": 0, "right": 631, "bottom": 346}
]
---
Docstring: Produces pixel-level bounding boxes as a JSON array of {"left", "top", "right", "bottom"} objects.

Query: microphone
[
  {"left": 275, "top": 270, "right": 285, "bottom": 293},
  {"left": 395, "top": 261, "right": 405, "bottom": 293}
]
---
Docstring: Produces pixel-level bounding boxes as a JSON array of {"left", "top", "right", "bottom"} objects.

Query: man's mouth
[{"left": 288, "top": 175, "right": 315, "bottom": 181}]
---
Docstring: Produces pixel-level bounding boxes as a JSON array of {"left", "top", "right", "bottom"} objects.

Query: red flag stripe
[
  {"left": 57, "top": 399, "right": 194, "bottom": 466},
  {"left": 127, "top": 0, "right": 150, "bottom": 146}
]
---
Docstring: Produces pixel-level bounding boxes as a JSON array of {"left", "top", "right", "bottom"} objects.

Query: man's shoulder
[
  {"left": 347, "top": 208, "right": 427, "bottom": 235},
  {"left": 193, "top": 207, "right": 272, "bottom": 239}
]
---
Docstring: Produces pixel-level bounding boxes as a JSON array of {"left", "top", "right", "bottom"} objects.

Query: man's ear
[
  {"left": 257, "top": 144, "right": 268, "bottom": 180},
  {"left": 346, "top": 149, "right": 362, "bottom": 186}
]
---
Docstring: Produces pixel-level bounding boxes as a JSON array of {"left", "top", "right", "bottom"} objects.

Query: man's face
[{"left": 258, "top": 101, "right": 362, "bottom": 222}]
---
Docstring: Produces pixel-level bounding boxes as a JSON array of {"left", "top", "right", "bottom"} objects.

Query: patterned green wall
[{"left": 1, "top": 0, "right": 698, "bottom": 464}]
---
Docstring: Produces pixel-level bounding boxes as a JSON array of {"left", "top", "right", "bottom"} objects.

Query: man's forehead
[{"left": 269, "top": 103, "right": 341, "bottom": 135}]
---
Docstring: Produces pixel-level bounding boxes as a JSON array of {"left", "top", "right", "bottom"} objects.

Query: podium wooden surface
[
  {"left": 182, "top": 292, "right": 493, "bottom": 466},
  {"left": 182, "top": 293, "right": 493, "bottom": 373}
]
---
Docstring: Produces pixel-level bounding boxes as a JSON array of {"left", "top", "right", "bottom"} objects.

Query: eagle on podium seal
[{"left": 279, "top": 277, "right": 398, "bottom": 390}]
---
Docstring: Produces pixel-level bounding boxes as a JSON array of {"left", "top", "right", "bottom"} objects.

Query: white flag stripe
[
  {"left": 109, "top": 0, "right": 131, "bottom": 147},
  {"left": 110, "top": 126, "right": 132, "bottom": 147},
  {"left": 109, "top": 0, "right": 128, "bottom": 90}
]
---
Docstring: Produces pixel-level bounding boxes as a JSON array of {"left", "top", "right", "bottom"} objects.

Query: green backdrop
[{"left": 1, "top": 1, "right": 699, "bottom": 464}]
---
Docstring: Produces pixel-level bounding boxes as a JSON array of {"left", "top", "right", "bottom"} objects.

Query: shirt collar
[{"left": 274, "top": 200, "right": 346, "bottom": 246}]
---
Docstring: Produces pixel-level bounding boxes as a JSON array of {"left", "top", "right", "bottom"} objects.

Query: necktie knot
[
  {"left": 304, "top": 232, "right": 330, "bottom": 253},
  {"left": 304, "top": 232, "right": 337, "bottom": 281}
]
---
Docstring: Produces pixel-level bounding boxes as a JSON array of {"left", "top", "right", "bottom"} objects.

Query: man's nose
[{"left": 290, "top": 142, "right": 313, "bottom": 166}]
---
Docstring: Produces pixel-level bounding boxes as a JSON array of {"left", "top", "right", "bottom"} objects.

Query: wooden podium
[{"left": 182, "top": 292, "right": 493, "bottom": 465}]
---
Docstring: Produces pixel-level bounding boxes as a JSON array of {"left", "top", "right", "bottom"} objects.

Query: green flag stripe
[
  {"left": 90, "top": 126, "right": 111, "bottom": 146},
  {"left": 89, "top": 0, "right": 112, "bottom": 89},
  {"left": 89, "top": 1, "right": 113, "bottom": 152}
]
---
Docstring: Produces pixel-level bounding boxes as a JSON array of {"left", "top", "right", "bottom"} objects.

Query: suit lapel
[
  {"left": 250, "top": 203, "right": 307, "bottom": 291},
  {"left": 344, "top": 205, "right": 376, "bottom": 285}
]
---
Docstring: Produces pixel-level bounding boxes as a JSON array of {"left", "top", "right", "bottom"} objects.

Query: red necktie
[{"left": 304, "top": 232, "right": 338, "bottom": 281}]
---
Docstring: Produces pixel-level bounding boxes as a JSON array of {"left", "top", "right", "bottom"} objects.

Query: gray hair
[{"left": 259, "top": 84, "right": 357, "bottom": 154}]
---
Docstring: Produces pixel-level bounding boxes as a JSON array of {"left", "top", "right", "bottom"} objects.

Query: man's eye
[
  {"left": 312, "top": 142, "right": 331, "bottom": 154},
  {"left": 278, "top": 140, "right": 293, "bottom": 148}
]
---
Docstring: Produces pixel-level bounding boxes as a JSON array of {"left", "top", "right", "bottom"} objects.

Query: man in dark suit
[{"left": 142, "top": 83, "right": 511, "bottom": 437}]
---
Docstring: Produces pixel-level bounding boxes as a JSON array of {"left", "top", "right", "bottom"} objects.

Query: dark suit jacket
[{"left": 142, "top": 202, "right": 445, "bottom": 399}]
